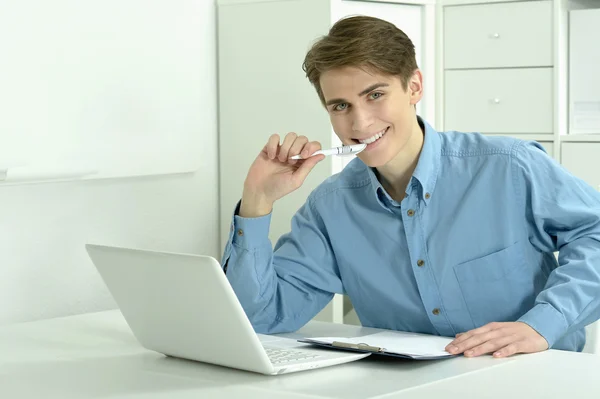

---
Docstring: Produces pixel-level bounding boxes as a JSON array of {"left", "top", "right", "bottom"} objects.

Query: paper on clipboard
[{"left": 301, "top": 331, "right": 455, "bottom": 359}]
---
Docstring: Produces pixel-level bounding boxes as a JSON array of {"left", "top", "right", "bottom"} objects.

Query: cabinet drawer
[
  {"left": 444, "top": 1, "right": 553, "bottom": 69},
  {"left": 561, "top": 143, "right": 600, "bottom": 190},
  {"left": 445, "top": 68, "right": 553, "bottom": 134},
  {"left": 444, "top": 0, "right": 529, "bottom": 4}
]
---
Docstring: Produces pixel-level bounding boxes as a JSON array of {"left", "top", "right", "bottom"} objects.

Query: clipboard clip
[{"left": 331, "top": 341, "right": 385, "bottom": 353}]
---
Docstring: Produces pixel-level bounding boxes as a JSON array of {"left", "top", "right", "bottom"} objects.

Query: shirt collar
[
  {"left": 363, "top": 116, "right": 442, "bottom": 208},
  {"left": 412, "top": 116, "right": 441, "bottom": 204}
]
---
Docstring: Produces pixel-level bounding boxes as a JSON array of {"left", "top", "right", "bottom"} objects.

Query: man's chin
[{"left": 359, "top": 154, "right": 390, "bottom": 169}]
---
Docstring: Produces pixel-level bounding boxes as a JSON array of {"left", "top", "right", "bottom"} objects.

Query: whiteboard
[{"left": 0, "top": 0, "right": 205, "bottom": 183}]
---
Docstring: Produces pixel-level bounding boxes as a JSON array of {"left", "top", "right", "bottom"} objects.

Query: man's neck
[{"left": 375, "top": 118, "right": 424, "bottom": 201}]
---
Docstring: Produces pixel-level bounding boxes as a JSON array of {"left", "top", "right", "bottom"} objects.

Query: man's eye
[
  {"left": 334, "top": 103, "right": 348, "bottom": 111},
  {"left": 369, "top": 92, "right": 383, "bottom": 100}
]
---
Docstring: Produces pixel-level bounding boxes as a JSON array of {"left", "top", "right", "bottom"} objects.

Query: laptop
[{"left": 85, "top": 244, "right": 369, "bottom": 375}]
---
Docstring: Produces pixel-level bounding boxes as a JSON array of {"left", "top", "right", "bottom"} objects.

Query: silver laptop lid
[{"left": 85, "top": 244, "right": 272, "bottom": 374}]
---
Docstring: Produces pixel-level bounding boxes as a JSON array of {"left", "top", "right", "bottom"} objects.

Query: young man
[{"left": 221, "top": 16, "right": 600, "bottom": 358}]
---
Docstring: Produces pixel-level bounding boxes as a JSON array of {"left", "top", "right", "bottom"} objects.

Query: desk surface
[{"left": 1, "top": 310, "right": 599, "bottom": 399}]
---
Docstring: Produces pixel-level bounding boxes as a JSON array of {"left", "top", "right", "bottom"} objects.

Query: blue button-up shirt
[{"left": 222, "top": 118, "right": 600, "bottom": 351}]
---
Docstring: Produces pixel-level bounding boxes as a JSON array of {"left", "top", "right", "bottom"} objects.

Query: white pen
[{"left": 289, "top": 143, "right": 367, "bottom": 160}]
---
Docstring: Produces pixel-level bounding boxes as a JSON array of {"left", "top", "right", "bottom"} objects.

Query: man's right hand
[{"left": 239, "top": 132, "right": 325, "bottom": 218}]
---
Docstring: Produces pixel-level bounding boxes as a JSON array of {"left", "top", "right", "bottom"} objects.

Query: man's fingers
[
  {"left": 447, "top": 331, "right": 474, "bottom": 347},
  {"left": 464, "top": 335, "right": 517, "bottom": 357},
  {"left": 493, "top": 342, "right": 521, "bottom": 358},
  {"left": 266, "top": 134, "right": 281, "bottom": 159},
  {"left": 468, "top": 322, "right": 502, "bottom": 336},
  {"left": 288, "top": 135, "right": 309, "bottom": 164},
  {"left": 447, "top": 322, "right": 502, "bottom": 347},
  {"left": 446, "top": 327, "right": 505, "bottom": 354},
  {"left": 302, "top": 141, "right": 322, "bottom": 159},
  {"left": 279, "top": 132, "right": 298, "bottom": 162},
  {"left": 447, "top": 322, "right": 548, "bottom": 358},
  {"left": 293, "top": 154, "right": 325, "bottom": 184}
]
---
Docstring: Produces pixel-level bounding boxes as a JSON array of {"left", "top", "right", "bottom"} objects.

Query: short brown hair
[{"left": 302, "top": 16, "right": 418, "bottom": 105}]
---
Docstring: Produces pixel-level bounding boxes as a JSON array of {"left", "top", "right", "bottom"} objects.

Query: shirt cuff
[
  {"left": 231, "top": 207, "right": 272, "bottom": 250},
  {"left": 518, "top": 303, "right": 569, "bottom": 348}
]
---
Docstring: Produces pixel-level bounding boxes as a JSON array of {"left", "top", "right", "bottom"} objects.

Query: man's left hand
[{"left": 445, "top": 322, "right": 549, "bottom": 358}]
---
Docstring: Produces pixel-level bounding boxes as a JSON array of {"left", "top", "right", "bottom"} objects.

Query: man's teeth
[{"left": 359, "top": 129, "right": 386, "bottom": 144}]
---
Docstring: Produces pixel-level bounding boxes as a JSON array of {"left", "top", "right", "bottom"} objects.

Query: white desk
[{"left": 1, "top": 310, "right": 599, "bottom": 399}]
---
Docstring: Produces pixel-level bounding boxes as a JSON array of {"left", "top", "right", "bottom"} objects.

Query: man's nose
[{"left": 352, "top": 107, "right": 375, "bottom": 133}]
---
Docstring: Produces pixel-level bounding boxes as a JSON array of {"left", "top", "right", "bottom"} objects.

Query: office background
[{"left": 1, "top": 0, "right": 599, "bottom": 351}]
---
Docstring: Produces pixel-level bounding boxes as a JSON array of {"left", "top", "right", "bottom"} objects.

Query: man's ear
[{"left": 408, "top": 69, "right": 424, "bottom": 105}]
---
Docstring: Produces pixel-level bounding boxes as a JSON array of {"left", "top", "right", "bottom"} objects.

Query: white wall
[{"left": 0, "top": 1, "right": 219, "bottom": 325}]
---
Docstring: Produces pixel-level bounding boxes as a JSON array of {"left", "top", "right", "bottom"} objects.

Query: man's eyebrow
[
  {"left": 325, "top": 83, "right": 390, "bottom": 106},
  {"left": 358, "top": 83, "right": 389, "bottom": 97}
]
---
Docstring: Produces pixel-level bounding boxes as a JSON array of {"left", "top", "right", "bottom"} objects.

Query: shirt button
[
  {"left": 432, "top": 308, "right": 440, "bottom": 316},
  {"left": 407, "top": 209, "right": 415, "bottom": 217},
  {"left": 417, "top": 259, "right": 425, "bottom": 267},
  {"left": 425, "top": 193, "right": 431, "bottom": 199},
  {"left": 237, "top": 229, "right": 244, "bottom": 236}
]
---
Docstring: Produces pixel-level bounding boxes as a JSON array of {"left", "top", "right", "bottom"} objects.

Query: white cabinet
[
  {"left": 441, "top": 0, "right": 554, "bottom": 141},
  {"left": 217, "top": 0, "right": 435, "bottom": 325},
  {"left": 443, "top": 0, "right": 536, "bottom": 4},
  {"left": 445, "top": 68, "right": 554, "bottom": 134},
  {"left": 569, "top": 8, "right": 600, "bottom": 134},
  {"left": 561, "top": 143, "right": 600, "bottom": 189},
  {"left": 441, "top": 0, "right": 600, "bottom": 148},
  {"left": 444, "top": 0, "right": 553, "bottom": 69},
  {"left": 440, "top": 0, "right": 560, "bottom": 172}
]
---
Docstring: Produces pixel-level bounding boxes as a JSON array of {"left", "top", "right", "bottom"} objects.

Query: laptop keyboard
[{"left": 265, "top": 347, "right": 321, "bottom": 364}]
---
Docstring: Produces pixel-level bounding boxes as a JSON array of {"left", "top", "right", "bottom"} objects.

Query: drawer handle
[{"left": 490, "top": 33, "right": 500, "bottom": 39}]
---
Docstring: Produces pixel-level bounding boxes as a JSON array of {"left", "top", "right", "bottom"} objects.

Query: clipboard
[{"left": 297, "top": 337, "right": 456, "bottom": 360}]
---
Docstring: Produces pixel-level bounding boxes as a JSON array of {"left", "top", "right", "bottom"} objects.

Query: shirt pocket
[{"left": 453, "top": 240, "right": 537, "bottom": 327}]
